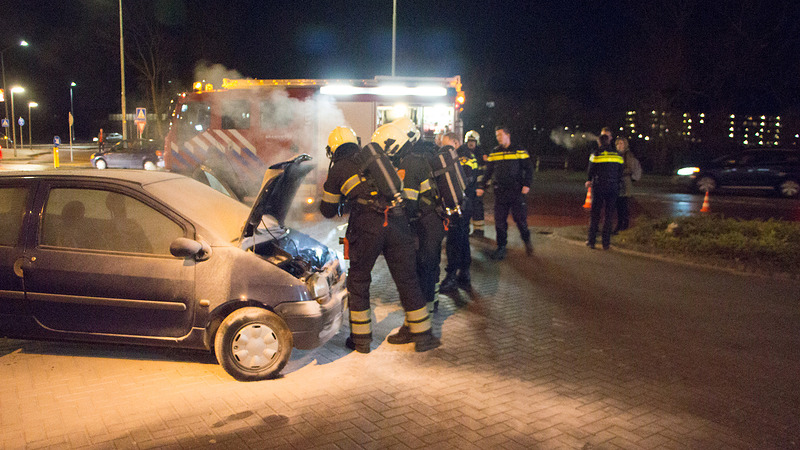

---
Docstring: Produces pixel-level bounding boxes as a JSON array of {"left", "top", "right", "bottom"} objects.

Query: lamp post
[
  {"left": 1, "top": 40, "right": 29, "bottom": 145},
  {"left": 28, "top": 101, "right": 37, "bottom": 150},
  {"left": 69, "top": 82, "right": 76, "bottom": 142},
  {"left": 9, "top": 86, "right": 23, "bottom": 156},
  {"left": 119, "top": 0, "right": 128, "bottom": 140}
]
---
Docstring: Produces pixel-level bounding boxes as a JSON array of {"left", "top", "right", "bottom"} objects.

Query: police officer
[
  {"left": 463, "top": 130, "right": 485, "bottom": 238},
  {"left": 375, "top": 120, "right": 445, "bottom": 318},
  {"left": 585, "top": 133, "right": 624, "bottom": 250},
  {"left": 440, "top": 132, "right": 477, "bottom": 293},
  {"left": 476, "top": 125, "right": 534, "bottom": 260},
  {"left": 320, "top": 126, "right": 440, "bottom": 353}
]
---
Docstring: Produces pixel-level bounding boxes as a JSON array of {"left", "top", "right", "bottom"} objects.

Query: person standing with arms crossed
[{"left": 476, "top": 125, "right": 534, "bottom": 260}]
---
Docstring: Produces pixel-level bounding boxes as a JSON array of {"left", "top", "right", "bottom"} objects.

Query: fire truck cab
[{"left": 164, "top": 76, "right": 465, "bottom": 206}]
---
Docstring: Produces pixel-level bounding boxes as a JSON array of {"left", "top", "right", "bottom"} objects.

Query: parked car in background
[
  {"left": 91, "top": 139, "right": 163, "bottom": 170},
  {"left": 0, "top": 155, "right": 346, "bottom": 381},
  {"left": 106, "top": 132, "right": 123, "bottom": 142},
  {"left": 676, "top": 149, "right": 800, "bottom": 197}
]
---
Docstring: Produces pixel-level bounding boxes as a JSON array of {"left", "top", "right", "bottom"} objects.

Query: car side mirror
[{"left": 170, "top": 237, "right": 212, "bottom": 261}]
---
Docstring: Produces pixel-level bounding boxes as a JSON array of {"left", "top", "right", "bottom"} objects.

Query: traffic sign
[
  {"left": 1, "top": 118, "right": 8, "bottom": 128},
  {"left": 54, "top": 136, "right": 61, "bottom": 147},
  {"left": 18, "top": 117, "right": 25, "bottom": 127},
  {"left": 135, "top": 107, "right": 147, "bottom": 123}
]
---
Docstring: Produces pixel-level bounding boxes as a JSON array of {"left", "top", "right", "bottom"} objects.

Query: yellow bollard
[{"left": 53, "top": 147, "right": 60, "bottom": 168}]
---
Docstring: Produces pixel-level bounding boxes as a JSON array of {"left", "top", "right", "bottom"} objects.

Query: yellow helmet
[
  {"left": 391, "top": 117, "right": 420, "bottom": 143},
  {"left": 327, "top": 126, "right": 358, "bottom": 158},
  {"left": 464, "top": 130, "right": 480, "bottom": 145},
  {"left": 371, "top": 123, "right": 408, "bottom": 157}
]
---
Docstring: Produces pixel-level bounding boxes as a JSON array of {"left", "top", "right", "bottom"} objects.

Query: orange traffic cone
[
  {"left": 582, "top": 187, "right": 593, "bottom": 209},
  {"left": 700, "top": 190, "right": 711, "bottom": 213}
]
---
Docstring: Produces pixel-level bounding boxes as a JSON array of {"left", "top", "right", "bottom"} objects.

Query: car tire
[
  {"left": 143, "top": 160, "right": 157, "bottom": 171},
  {"left": 95, "top": 158, "right": 107, "bottom": 170},
  {"left": 214, "top": 307, "right": 293, "bottom": 381},
  {"left": 778, "top": 179, "right": 800, "bottom": 198},
  {"left": 696, "top": 176, "right": 716, "bottom": 193}
]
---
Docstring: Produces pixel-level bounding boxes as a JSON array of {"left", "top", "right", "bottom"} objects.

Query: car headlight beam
[{"left": 677, "top": 167, "right": 700, "bottom": 176}]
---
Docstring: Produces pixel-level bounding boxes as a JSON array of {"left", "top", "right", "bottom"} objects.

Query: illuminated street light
[
  {"left": 28, "top": 101, "right": 38, "bottom": 150},
  {"left": 0, "top": 40, "right": 29, "bottom": 147},
  {"left": 9, "top": 86, "right": 24, "bottom": 155},
  {"left": 70, "top": 82, "right": 76, "bottom": 140}
]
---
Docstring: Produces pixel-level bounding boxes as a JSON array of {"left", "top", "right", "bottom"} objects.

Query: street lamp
[
  {"left": 9, "top": 86, "right": 24, "bottom": 155},
  {"left": 69, "top": 82, "right": 76, "bottom": 140},
  {"left": 1, "top": 40, "right": 28, "bottom": 145},
  {"left": 28, "top": 101, "right": 37, "bottom": 150}
]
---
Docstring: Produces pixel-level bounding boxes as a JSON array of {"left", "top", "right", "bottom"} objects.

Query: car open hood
[{"left": 240, "top": 154, "right": 313, "bottom": 241}]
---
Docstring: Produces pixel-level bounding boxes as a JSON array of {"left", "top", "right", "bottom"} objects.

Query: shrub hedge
[{"left": 616, "top": 214, "right": 800, "bottom": 276}]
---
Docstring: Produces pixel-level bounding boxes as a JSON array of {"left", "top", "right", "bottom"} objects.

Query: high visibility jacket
[
  {"left": 481, "top": 143, "right": 533, "bottom": 191},
  {"left": 587, "top": 145, "right": 624, "bottom": 189}
]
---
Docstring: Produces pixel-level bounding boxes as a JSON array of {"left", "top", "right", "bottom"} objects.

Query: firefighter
[
  {"left": 320, "top": 126, "right": 440, "bottom": 353},
  {"left": 440, "top": 132, "right": 477, "bottom": 293},
  {"left": 585, "top": 133, "right": 624, "bottom": 250},
  {"left": 377, "top": 120, "right": 445, "bottom": 317},
  {"left": 463, "top": 130, "right": 486, "bottom": 238},
  {"left": 476, "top": 125, "right": 534, "bottom": 260}
]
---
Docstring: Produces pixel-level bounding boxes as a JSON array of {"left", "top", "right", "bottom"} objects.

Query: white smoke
[
  {"left": 193, "top": 62, "right": 244, "bottom": 89},
  {"left": 550, "top": 129, "right": 598, "bottom": 150}
]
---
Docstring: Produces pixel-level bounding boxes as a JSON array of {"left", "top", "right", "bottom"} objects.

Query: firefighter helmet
[
  {"left": 326, "top": 126, "right": 358, "bottom": 159},
  {"left": 371, "top": 123, "right": 408, "bottom": 157},
  {"left": 391, "top": 117, "right": 420, "bottom": 143},
  {"left": 465, "top": 130, "right": 480, "bottom": 145}
]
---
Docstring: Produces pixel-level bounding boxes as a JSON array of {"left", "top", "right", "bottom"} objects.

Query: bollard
[{"left": 53, "top": 147, "right": 60, "bottom": 168}]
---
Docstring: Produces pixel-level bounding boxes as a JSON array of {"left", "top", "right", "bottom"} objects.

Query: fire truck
[{"left": 164, "top": 76, "right": 465, "bottom": 206}]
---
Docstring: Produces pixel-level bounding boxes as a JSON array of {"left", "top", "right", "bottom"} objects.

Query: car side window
[
  {"left": 41, "top": 188, "right": 183, "bottom": 255},
  {"left": 0, "top": 187, "right": 29, "bottom": 246},
  {"left": 221, "top": 100, "right": 251, "bottom": 130}
]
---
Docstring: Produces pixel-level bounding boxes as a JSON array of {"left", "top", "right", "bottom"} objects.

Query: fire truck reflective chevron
[{"left": 164, "top": 76, "right": 464, "bottom": 203}]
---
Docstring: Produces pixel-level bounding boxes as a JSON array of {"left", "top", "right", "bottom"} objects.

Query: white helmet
[
  {"left": 327, "top": 126, "right": 358, "bottom": 159},
  {"left": 465, "top": 130, "right": 480, "bottom": 145},
  {"left": 391, "top": 117, "right": 420, "bottom": 144},
  {"left": 371, "top": 123, "right": 408, "bottom": 157}
]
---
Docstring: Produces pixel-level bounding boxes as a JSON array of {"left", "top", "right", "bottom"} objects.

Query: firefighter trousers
[
  {"left": 412, "top": 212, "right": 446, "bottom": 306},
  {"left": 493, "top": 188, "right": 530, "bottom": 248},
  {"left": 445, "top": 209, "right": 472, "bottom": 277},
  {"left": 346, "top": 213, "right": 428, "bottom": 343}
]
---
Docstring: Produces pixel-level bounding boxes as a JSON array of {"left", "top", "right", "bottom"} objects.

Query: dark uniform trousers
[
  {"left": 411, "top": 212, "right": 445, "bottom": 307},
  {"left": 346, "top": 209, "right": 428, "bottom": 345},
  {"left": 445, "top": 202, "right": 472, "bottom": 277},
  {"left": 493, "top": 188, "right": 530, "bottom": 249},
  {"left": 588, "top": 185, "right": 618, "bottom": 249}
]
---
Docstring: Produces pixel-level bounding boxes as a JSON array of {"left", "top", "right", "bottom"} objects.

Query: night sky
[{"left": 3, "top": 0, "right": 800, "bottom": 143}]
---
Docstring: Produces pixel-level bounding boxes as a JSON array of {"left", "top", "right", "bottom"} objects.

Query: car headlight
[
  {"left": 676, "top": 167, "right": 700, "bottom": 176},
  {"left": 306, "top": 272, "right": 330, "bottom": 301}
]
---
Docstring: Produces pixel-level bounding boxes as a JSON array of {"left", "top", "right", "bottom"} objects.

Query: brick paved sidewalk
[{"left": 1, "top": 230, "right": 798, "bottom": 449}]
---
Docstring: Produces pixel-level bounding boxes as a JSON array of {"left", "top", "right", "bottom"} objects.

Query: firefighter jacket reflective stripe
[
  {"left": 481, "top": 144, "right": 534, "bottom": 191},
  {"left": 587, "top": 147, "right": 624, "bottom": 189}
]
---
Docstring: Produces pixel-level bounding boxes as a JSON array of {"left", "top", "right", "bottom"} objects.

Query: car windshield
[{"left": 143, "top": 177, "right": 249, "bottom": 243}]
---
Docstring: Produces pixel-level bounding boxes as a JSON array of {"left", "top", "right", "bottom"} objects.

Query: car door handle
[{"left": 13, "top": 256, "right": 35, "bottom": 278}]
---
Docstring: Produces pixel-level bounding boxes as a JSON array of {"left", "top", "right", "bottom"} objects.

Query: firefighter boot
[
  {"left": 490, "top": 246, "right": 506, "bottom": 260},
  {"left": 456, "top": 270, "right": 472, "bottom": 291},
  {"left": 345, "top": 335, "right": 371, "bottom": 354},
  {"left": 387, "top": 325, "right": 413, "bottom": 344},
  {"left": 470, "top": 229, "right": 484, "bottom": 239},
  {"left": 439, "top": 273, "right": 458, "bottom": 294},
  {"left": 414, "top": 330, "right": 441, "bottom": 352}
]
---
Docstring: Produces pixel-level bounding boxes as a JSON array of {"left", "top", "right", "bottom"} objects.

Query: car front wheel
[
  {"left": 214, "top": 307, "right": 293, "bottom": 381},
  {"left": 696, "top": 176, "right": 716, "bottom": 193},
  {"left": 95, "top": 158, "right": 107, "bottom": 170},
  {"left": 778, "top": 179, "right": 800, "bottom": 198}
]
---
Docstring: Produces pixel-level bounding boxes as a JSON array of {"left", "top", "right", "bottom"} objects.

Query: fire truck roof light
[{"left": 320, "top": 85, "right": 447, "bottom": 97}]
